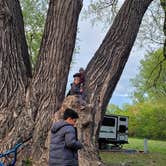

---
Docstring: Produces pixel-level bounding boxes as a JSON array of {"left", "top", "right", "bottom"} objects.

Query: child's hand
[{"left": 80, "top": 88, "right": 83, "bottom": 92}]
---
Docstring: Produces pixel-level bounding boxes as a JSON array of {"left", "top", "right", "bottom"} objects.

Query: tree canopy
[
  {"left": 20, "top": 0, "right": 48, "bottom": 67},
  {"left": 107, "top": 101, "right": 166, "bottom": 140},
  {"left": 131, "top": 49, "right": 166, "bottom": 103},
  {"left": 84, "top": 0, "right": 165, "bottom": 51}
]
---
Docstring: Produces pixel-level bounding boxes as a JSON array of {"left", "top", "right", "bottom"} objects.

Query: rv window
[
  {"left": 102, "top": 117, "right": 115, "bottom": 126},
  {"left": 119, "top": 125, "right": 127, "bottom": 132},
  {"left": 119, "top": 117, "right": 126, "bottom": 121}
]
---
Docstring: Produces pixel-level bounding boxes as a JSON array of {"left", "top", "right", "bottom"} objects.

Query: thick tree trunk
[
  {"left": 29, "top": 0, "right": 83, "bottom": 161},
  {"left": 0, "top": 0, "right": 31, "bottom": 142},
  {"left": 79, "top": 0, "right": 154, "bottom": 165}
]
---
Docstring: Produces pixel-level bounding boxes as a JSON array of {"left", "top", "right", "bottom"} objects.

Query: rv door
[{"left": 99, "top": 116, "right": 118, "bottom": 140}]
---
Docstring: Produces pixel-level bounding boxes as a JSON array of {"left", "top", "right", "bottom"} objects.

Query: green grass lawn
[
  {"left": 100, "top": 138, "right": 166, "bottom": 166},
  {"left": 124, "top": 138, "right": 166, "bottom": 154}
]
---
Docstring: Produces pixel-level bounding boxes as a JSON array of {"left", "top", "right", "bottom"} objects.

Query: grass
[
  {"left": 124, "top": 138, "right": 166, "bottom": 154},
  {"left": 100, "top": 137, "right": 166, "bottom": 166}
]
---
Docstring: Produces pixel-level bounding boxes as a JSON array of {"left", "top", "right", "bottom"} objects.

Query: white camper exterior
[{"left": 98, "top": 114, "right": 128, "bottom": 149}]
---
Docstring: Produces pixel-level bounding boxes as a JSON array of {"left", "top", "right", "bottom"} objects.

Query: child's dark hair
[
  {"left": 63, "top": 108, "right": 79, "bottom": 120},
  {"left": 73, "top": 73, "right": 81, "bottom": 78}
]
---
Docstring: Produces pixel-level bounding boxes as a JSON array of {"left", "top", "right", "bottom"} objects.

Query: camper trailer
[{"left": 98, "top": 114, "right": 128, "bottom": 149}]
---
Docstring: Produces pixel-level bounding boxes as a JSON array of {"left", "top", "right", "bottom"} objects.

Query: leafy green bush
[{"left": 107, "top": 101, "right": 166, "bottom": 140}]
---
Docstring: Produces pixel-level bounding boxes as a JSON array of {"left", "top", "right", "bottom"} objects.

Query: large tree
[{"left": 0, "top": 0, "right": 163, "bottom": 165}]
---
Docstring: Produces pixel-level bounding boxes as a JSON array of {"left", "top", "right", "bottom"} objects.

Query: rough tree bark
[
  {"left": 0, "top": 0, "right": 156, "bottom": 166},
  {"left": 0, "top": 0, "right": 32, "bottom": 141},
  {"left": 0, "top": 0, "right": 82, "bottom": 160}
]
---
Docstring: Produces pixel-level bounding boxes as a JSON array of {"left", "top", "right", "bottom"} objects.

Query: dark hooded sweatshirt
[{"left": 49, "top": 120, "right": 82, "bottom": 166}]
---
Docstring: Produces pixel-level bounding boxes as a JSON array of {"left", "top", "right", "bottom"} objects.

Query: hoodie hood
[{"left": 51, "top": 120, "right": 72, "bottom": 133}]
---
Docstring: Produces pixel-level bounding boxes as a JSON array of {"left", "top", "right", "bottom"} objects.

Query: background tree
[
  {"left": 20, "top": 0, "right": 48, "bottom": 67},
  {"left": 0, "top": 0, "right": 164, "bottom": 165},
  {"left": 107, "top": 102, "right": 166, "bottom": 140},
  {"left": 131, "top": 49, "right": 166, "bottom": 103}
]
